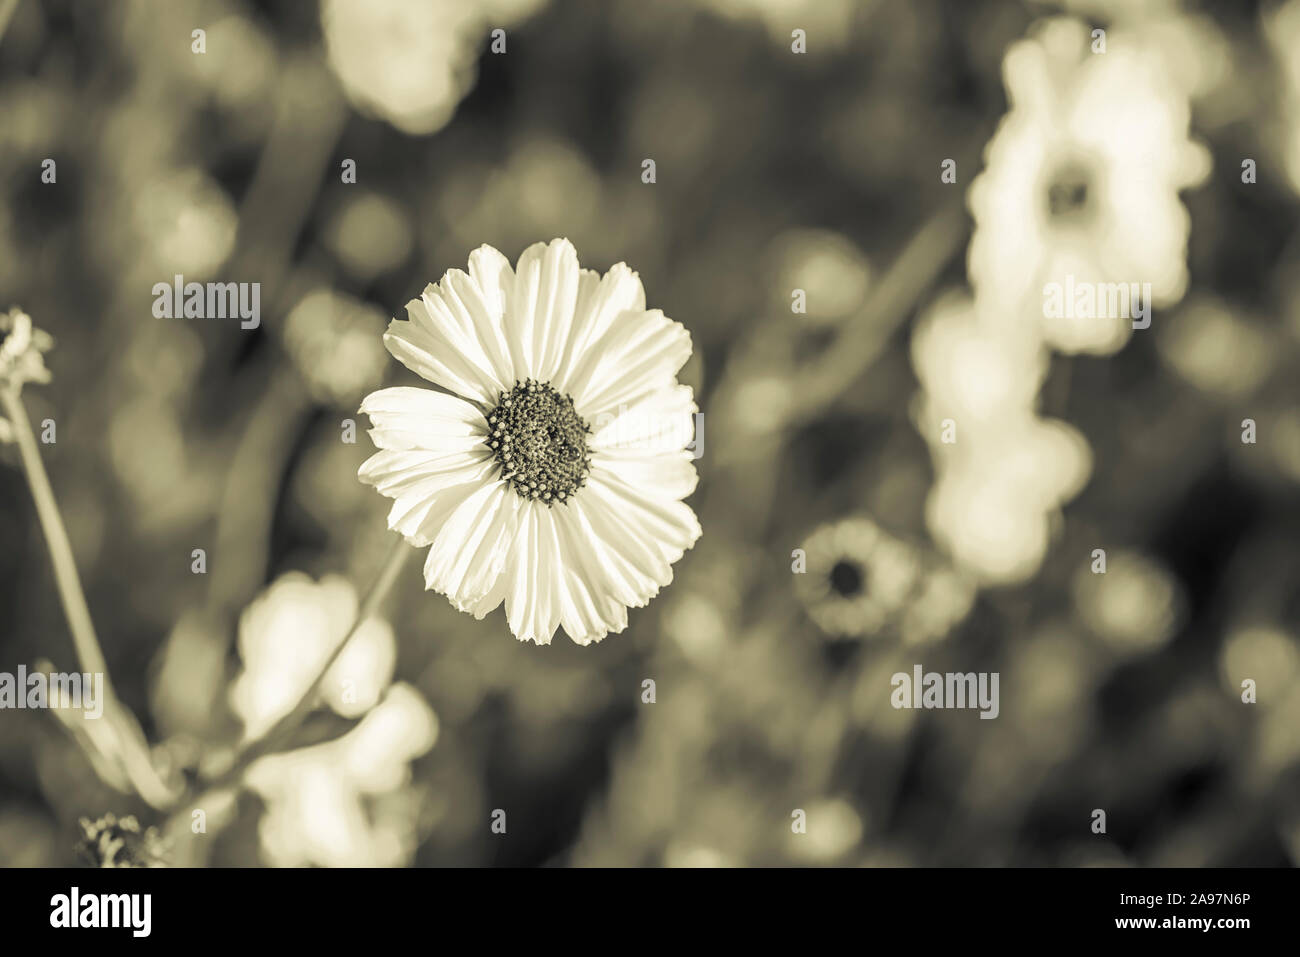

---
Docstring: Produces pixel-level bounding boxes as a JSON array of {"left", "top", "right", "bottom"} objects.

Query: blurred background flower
[
  {"left": 794, "top": 516, "right": 921, "bottom": 638},
  {"left": 245, "top": 683, "right": 438, "bottom": 867},
  {"left": 967, "top": 16, "right": 1210, "bottom": 354},
  {"left": 321, "top": 0, "right": 548, "bottom": 136},
  {"left": 231, "top": 572, "right": 397, "bottom": 741}
]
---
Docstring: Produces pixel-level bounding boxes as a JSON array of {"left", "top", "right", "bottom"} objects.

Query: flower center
[
  {"left": 829, "top": 559, "right": 865, "bottom": 598},
  {"left": 486, "top": 379, "right": 591, "bottom": 505},
  {"left": 1044, "top": 159, "right": 1096, "bottom": 223}
]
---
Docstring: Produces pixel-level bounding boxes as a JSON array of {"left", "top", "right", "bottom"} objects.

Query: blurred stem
[
  {"left": 229, "top": 54, "right": 347, "bottom": 320},
  {"left": 710, "top": 201, "right": 969, "bottom": 483},
  {"left": 2, "top": 388, "right": 106, "bottom": 677},
  {"left": 791, "top": 201, "right": 970, "bottom": 420},
  {"left": 1, "top": 386, "right": 179, "bottom": 808},
  {"left": 193, "top": 535, "right": 412, "bottom": 798},
  {"left": 0, "top": 0, "right": 19, "bottom": 47},
  {"left": 207, "top": 366, "right": 311, "bottom": 615}
]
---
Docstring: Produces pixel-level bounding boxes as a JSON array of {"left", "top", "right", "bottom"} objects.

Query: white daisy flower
[
  {"left": 246, "top": 683, "right": 438, "bottom": 868},
  {"left": 968, "top": 17, "right": 1210, "bottom": 354},
  {"left": 358, "top": 238, "right": 701, "bottom": 646}
]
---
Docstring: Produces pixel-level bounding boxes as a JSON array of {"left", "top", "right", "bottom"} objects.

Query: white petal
[
  {"left": 359, "top": 387, "right": 487, "bottom": 452},
  {"left": 383, "top": 293, "right": 502, "bottom": 406},
  {"left": 584, "top": 469, "right": 701, "bottom": 566},
  {"left": 593, "top": 451, "right": 699, "bottom": 502},
  {"left": 490, "top": 471, "right": 701, "bottom": 645},
  {"left": 467, "top": 244, "right": 515, "bottom": 322},
  {"left": 498, "top": 502, "right": 632, "bottom": 646},
  {"left": 550, "top": 504, "right": 630, "bottom": 644},
  {"left": 379, "top": 455, "right": 499, "bottom": 546},
  {"left": 462, "top": 562, "right": 510, "bottom": 620},
  {"left": 502, "top": 503, "right": 560, "bottom": 645},
  {"left": 358, "top": 448, "right": 491, "bottom": 499},
  {"left": 566, "top": 309, "right": 692, "bottom": 421},
  {"left": 589, "top": 383, "right": 697, "bottom": 455},
  {"left": 438, "top": 268, "right": 515, "bottom": 395},
  {"left": 423, "top": 480, "right": 520, "bottom": 609},
  {"left": 565, "top": 489, "right": 673, "bottom": 609},
  {"left": 505, "top": 238, "right": 581, "bottom": 384},
  {"left": 357, "top": 387, "right": 498, "bottom": 545},
  {"left": 552, "top": 262, "right": 645, "bottom": 394}
]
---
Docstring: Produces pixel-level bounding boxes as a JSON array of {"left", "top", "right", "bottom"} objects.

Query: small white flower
[
  {"left": 925, "top": 416, "right": 1091, "bottom": 585},
  {"left": 321, "top": 0, "right": 547, "bottom": 136},
  {"left": 0, "top": 308, "right": 54, "bottom": 393},
  {"left": 968, "top": 17, "right": 1210, "bottom": 354},
  {"left": 246, "top": 683, "right": 438, "bottom": 868},
  {"left": 911, "top": 291, "right": 1091, "bottom": 585},
  {"left": 794, "top": 516, "right": 921, "bottom": 638},
  {"left": 911, "top": 290, "right": 1049, "bottom": 434},
  {"left": 0, "top": 308, "right": 54, "bottom": 442},
  {"left": 230, "top": 572, "right": 397, "bottom": 741},
  {"left": 359, "top": 239, "right": 701, "bottom": 645}
]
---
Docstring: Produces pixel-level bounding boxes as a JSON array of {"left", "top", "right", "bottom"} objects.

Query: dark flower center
[
  {"left": 486, "top": 379, "right": 591, "bottom": 506},
  {"left": 829, "top": 559, "right": 865, "bottom": 598},
  {"left": 1045, "top": 160, "right": 1095, "bottom": 223}
]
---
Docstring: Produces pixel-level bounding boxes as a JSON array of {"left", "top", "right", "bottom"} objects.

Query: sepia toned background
[{"left": 2, "top": 0, "right": 1300, "bottom": 867}]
